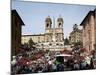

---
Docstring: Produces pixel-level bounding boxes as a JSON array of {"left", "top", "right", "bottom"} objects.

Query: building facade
[
  {"left": 11, "top": 10, "right": 25, "bottom": 56},
  {"left": 69, "top": 24, "right": 83, "bottom": 45},
  {"left": 21, "top": 34, "right": 45, "bottom": 44},
  {"left": 80, "top": 9, "right": 96, "bottom": 52},
  {"left": 21, "top": 16, "right": 64, "bottom": 51}
]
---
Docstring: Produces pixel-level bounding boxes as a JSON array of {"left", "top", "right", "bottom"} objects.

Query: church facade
[{"left": 21, "top": 16, "right": 64, "bottom": 51}]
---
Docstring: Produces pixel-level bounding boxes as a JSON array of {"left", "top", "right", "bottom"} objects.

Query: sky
[{"left": 12, "top": 0, "right": 96, "bottom": 38}]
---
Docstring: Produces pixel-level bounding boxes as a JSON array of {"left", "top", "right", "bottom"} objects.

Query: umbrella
[
  {"left": 80, "top": 48, "right": 87, "bottom": 52},
  {"left": 55, "top": 54, "right": 73, "bottom": 57},
  {"left": 90, "top": 50, "right": 96, "bottom": 55},
  {"left": 79, "top": 56, "right": 85, "bottom": 61},
  {"left": 18, "top": 57, "right": 30, "bottom": 66}
]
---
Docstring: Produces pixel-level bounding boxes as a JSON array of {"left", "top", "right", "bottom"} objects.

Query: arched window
[
  {"left": 46, "top": 23, "right": 49, "bottom": 28},
  {"left": 59, "top": 23, "right": 61, "bottom": 25},
  {"left": 59, "top": 23, "right": 62, "bottom": 27}
]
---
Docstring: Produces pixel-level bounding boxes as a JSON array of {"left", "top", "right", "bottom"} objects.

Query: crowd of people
[{"left": 11, "top": 45, "right": 96, "bottom": 74}]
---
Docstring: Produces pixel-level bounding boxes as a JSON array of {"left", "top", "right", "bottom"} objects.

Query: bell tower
[
  {"left": 56, "top": 15, "right": 64, "bottom": 42},
  {"left": 45, "top": 16, "right": 52, "bottom": 43},
  {"left": 57, "top": 15, "right": 63, "bottom": 28},
  {"left": 45, "top": 16, "right": 52, "bottom": 29}
]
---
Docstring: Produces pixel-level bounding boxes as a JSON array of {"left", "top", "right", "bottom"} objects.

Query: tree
[
  {"left": 28, "top": 38, "right": 35, "bottom": 48},
  {"left": 74, "top": 41, "right": 83, "bottom": 48},
  {"left": 64, "top": 37, "right": 69, "bottom": 45}
]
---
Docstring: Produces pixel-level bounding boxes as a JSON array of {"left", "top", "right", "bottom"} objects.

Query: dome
[
  {"left": 45, "top": 16, "right": 52, "bottom": 24},
  {"left": 57, "top": 17, "right": 63, "bottom": 23}
]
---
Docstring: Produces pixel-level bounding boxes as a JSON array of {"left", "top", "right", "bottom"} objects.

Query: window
[
  {"left": 56, "top": 43, "right": 59, "bottom": 45},
  {"left": 59, "top": 23, "right": 62, "bottom": 27},
  {"left": 46, "top": 23, "right": 49, "bottom": 28},
  {"left": 59, "top": 23, "right": 61, "bottom": 25},
  {"left": 49, "top": 43, "right": 52, "bottom": 46}
]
